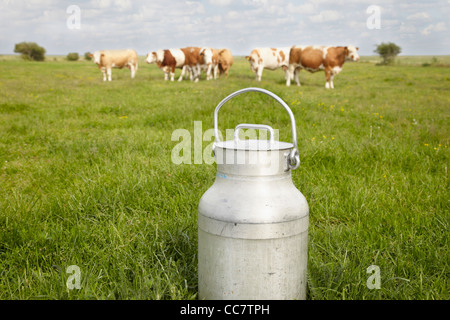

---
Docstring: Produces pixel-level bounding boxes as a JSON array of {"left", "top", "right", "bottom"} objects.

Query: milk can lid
[
  {"left": 215, "top": 139, "right": 294, "bottom": 151},
  {"left": 213, "top": 88, "right": 300, "bottom": 170}
]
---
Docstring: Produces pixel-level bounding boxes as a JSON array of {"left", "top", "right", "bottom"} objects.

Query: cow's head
[
  {"left": 245, "top": 50, "right": 262, "bottom": 73},
  {"left": 199, "top": 47, "right": 213, "bottom": 65},
  {"left": 345, "top": 45, "right": 360, "bottom": 62},
  {"left": 92, "top": 51, "right": 103, "bottom": 64},
  {"left": 146, "top": 52, "right": 157, "bottom": 64}
]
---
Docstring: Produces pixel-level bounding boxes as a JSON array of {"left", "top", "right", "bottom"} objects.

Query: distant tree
[
  {"left": 374, "top": 42, "right": 401, "bottom": 65},
  {"left": 67, "top": 52, "right": 80, "bottom": 61},
  {"left": 84, "top": 52, "right": 92, "bottom": 61},
  {"left": 14, "top": 42, "right": 46, "bottom": 61}
]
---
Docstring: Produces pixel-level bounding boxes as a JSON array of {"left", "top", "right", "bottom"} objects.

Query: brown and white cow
[
  {"left": 286, "top": 45, "right": 360, "bottom": 89},
  {"left": 218, "top": 48, "right": 233, "bottom": 78},
  {"left": 180, "top": 47, "right": 208, "bottom": 82},
  {"left": 245, "top": 47, "right": 290, "bottom": 81},
  {"left": 199, "top": 48, "right": 220, "bottom": 80},
  {"left": 146, "top": 49, "right": 187, "bottom": 81},
  {"left": 91, "top": 49, "right": 138, "bottom": 82}
]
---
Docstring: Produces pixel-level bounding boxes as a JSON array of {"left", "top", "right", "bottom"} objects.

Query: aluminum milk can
[{"left": 198, "top": 88, "right": 309, "bottom": 300}]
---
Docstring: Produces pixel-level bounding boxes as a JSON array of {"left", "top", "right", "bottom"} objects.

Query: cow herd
[
  {"left": 90, "top": 45, "right": 360, "bottom": 89},
  {"left": 145, "top": 47, "right": 233, "bottom": 83}
]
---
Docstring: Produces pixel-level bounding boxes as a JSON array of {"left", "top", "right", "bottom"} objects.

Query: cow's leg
[
  {"left": 160, "top": 66, "right": 168, "bottom": 81},
  {"left": 294, "top": 68, "right": 301, "bottom": 86},
  {"left": 205, "top": 65, "right": 210, "bottom": 80},
  {"left": 189, "top": 66, "right": 196, "bottom": 81},
  {"left": 286, "top": 65, "right": 294, "bottom": 86},
  {"left": 190, "top": 66, "right": 196, "bottom": 82},
  {"left": 170, "top": 66, "right": 176, "bottom": 81},
  {"left": 186, "top": 68, "right": 191, "bottom": 80},
  {"left": 130, "top": 64, "right": 136, "bottom": 79},
  {"left": 185, "top": 66, "right": 194, "bottom": 81},
  {"left": 182, "top": 66, "right": 192, "bottom": 80},
  {"left": 330, "top": 66, "right": 341, "bottom": 89},
  {"left": 178, "top": 66, "right": 184, "bottom": 82},
  {"left": 214, "top": 65, "right": 219, "bottom": 80},
  {"left": 101, "top": 67, "right": 107, "bottom": 81},
  {"left": 206, "top": 64, "right": 212, "bottom": 80},
  {"left": 107, "top": 68, "right": 112, "bottom": 82},
  {"left": 325, "top": 70, "right": 331, "bottom": 89},
  {"left": 133, "top": 63, "right": 138, "bottom": 78},
  {"left": 256, "top": 68, "right": 263, "bottom": 81},
  {"left": 194, "top": 65, "right": 201, "bottom": 83},
  {"left": 187, "top": 66, "right": 193, "bottom": 80},
  {"left": 178, "top": 66, "right": 187, "bottom": 82}
]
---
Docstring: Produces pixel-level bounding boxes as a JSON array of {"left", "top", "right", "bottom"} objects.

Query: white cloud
[
  {"left": 407, "top": 12, "right": 430, "bottom": 20},
  {"left": 400, "top": 22, "right": 416, "bottom": 33},
  {"left": 0, "top": 0, "right": 449, "bottom": 55},
  {"left": 310, "top": 10, "right": 340, "bottom": 23},
  {"left": 382, "top": 20, "right": 400, "bottom": 27},
  {"left": 421, "top": 22, "right": 447, "bottom": 35},
  {"left": 243, "top": 0, "right": 268, "bottom": 6},
  {"left": 91, "top": 0, "right": 112, "bottom": 9},
  {"left": 226, "top": 10, "right": 239, "bottom": 20},
  {"left": 209, "top": 0, "right": 233, "bottom": 6},
  {"left": 205, "top": 15, "right": 222, "bottom": 23},
  {"left": 286, "top": 2, "right": 315, "bottom": 14},
  {"left": 114, "top": 0, "right": 132, "bottom": 11},
  {"left": 185, "top": 1, "right": 205, "bottom": 14}
]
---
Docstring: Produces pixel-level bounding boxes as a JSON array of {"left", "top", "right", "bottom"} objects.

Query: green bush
[
  {"left": 14, "top": 42, "right": 46, "bottom": 61},
  {"left": 84, "top": 52, "right": 92, "bottom": 61},
  {"left": 374, "top": 42, "right": 401, "bottom": 65},
  {"left": 67, "top": 52, "right": 80, "bottom": 61}
]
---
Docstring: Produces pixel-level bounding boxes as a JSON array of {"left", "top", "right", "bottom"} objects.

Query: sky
[{"left": 0, "top": 0, "right": 448, "bottom": 56}]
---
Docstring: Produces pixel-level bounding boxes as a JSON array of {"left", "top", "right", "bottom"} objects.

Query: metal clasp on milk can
[{"left": 198, "top": 87, "right": 309, "bottom": 300}]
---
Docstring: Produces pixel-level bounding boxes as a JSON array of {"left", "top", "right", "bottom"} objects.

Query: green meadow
[{"left": 0, "top": 55, "right": 448, "bottom": 299}]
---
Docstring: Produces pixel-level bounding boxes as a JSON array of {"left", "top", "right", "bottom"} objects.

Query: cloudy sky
[{"left": 0, "top": 0, "right": 448, "bottom": 56}]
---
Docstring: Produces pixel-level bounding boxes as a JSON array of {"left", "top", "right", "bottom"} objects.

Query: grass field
[{"left": 0, "top": 55, "right": 448, "bottom": 300}]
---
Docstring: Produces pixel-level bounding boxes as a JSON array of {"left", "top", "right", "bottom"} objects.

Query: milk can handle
[
  {"left": 234, "top": 124, "right": 275, "bottom": 145},
  {"left": 214, "top": 87, "right": 300, "bottom": 170}
]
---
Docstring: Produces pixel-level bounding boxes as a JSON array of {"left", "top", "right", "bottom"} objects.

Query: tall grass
[{"left": 0, "top": 56, "right": 448, "bottom": 299}]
